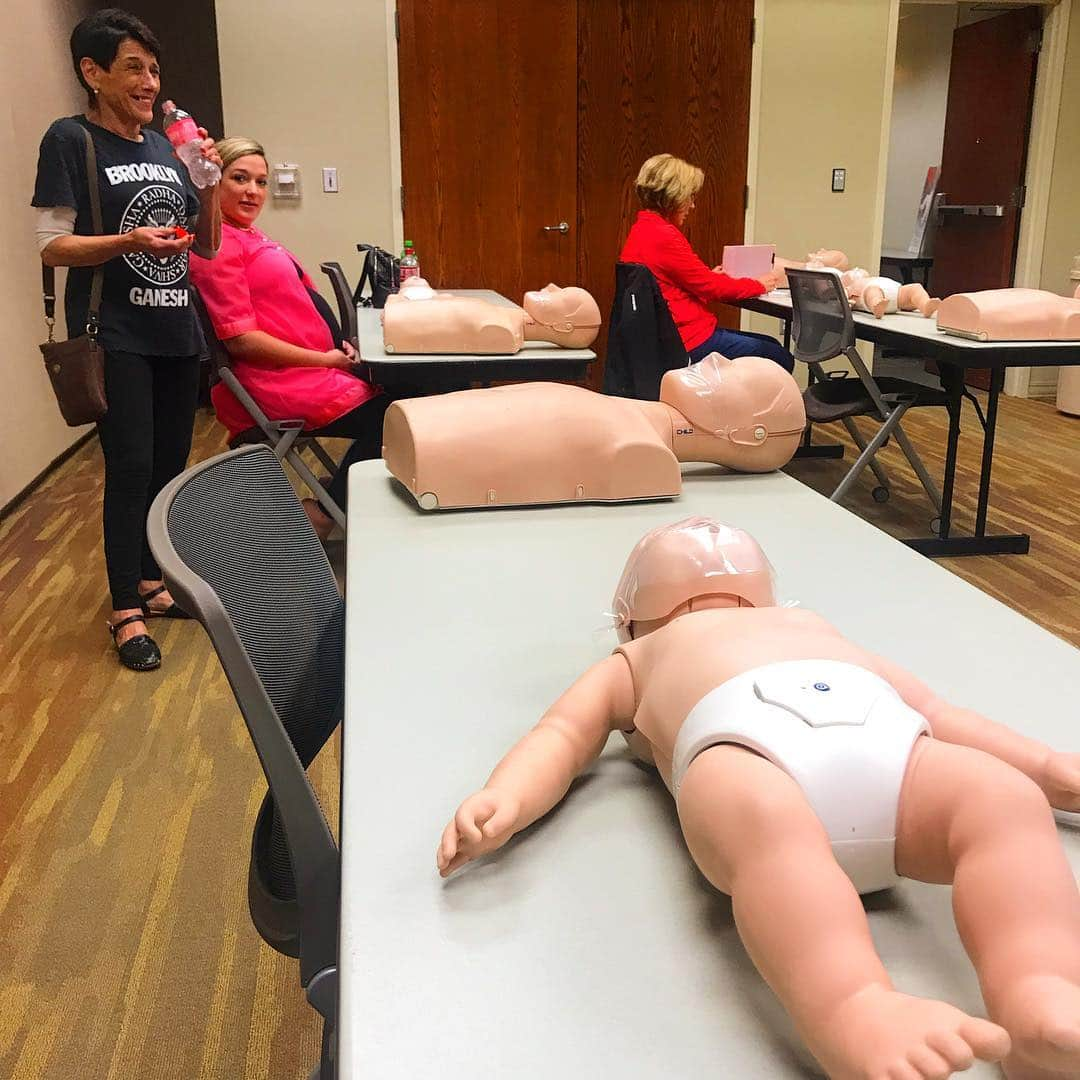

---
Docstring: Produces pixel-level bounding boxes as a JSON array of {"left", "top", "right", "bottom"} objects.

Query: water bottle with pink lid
[{"left": 162, "top": 100, "right": 220, "bottom": 189}]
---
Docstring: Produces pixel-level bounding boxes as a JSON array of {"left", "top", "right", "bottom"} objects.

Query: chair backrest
[
  {"left": 603, "top": 261, "right": 688, "bottom": 400},
  {"left": 146, "top": 445, "right": 342, "bottom": 996},
  {"left": 787, "top": 268, "right": 856, "bottom": 365},
  {"left": 319, "top": 261, "right": 359, "bottom": 349},
  {"left": 191, "top": 286, "right": 232, "bottom": 378}
]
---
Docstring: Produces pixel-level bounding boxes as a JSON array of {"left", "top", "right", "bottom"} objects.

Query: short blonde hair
[
  {"left": 635, "top": 154, "right": 704, "bottom": 214},
  {"left": 215, "top": 136, "right": 266, "bottom": 171}
]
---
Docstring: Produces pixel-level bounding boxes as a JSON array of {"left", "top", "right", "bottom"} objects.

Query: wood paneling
[
  {"left": 397, "top": 0, "right": 578, "bottom": 298},
  {"left": 1, "top": 394, "right": 1079, "bottom": 1076},
  {"left": 577, "top": 0, "right": 754, "bottom": 387}
]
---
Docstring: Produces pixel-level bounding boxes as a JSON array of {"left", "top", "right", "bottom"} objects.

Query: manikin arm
[
  {"left": 437, "top": 654, "right": 636, "bottom": 876},
  {"left": 873, "top": 655, "right": 1080, "bottom": 811}
]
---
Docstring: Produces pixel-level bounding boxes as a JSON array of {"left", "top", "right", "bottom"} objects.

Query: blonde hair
[
  {"left": 635, "top": 154, "right": 704, "bottom": 214},
  {"left": 215, "top": 136, "right": 266, "bottom": 171}
]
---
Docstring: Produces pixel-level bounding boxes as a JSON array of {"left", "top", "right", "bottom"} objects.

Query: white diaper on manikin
[{"left": 670, "top": 660, "right": 930, "bottom": 894}]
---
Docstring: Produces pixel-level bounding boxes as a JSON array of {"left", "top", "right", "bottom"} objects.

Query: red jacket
[{"left": 619, "top": 210, "right": 765, "bottom": 351}]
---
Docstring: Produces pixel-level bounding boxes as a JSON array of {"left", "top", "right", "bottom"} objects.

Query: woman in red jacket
[{"left": 620, "top": 154, "right": 793, "bottom": 372}]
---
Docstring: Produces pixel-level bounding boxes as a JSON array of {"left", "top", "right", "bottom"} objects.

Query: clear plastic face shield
[
  {"left": 609, "top": 517, "right": 778, "bottom": 642},
  {"left": 660, "top": 354, "right": 806, "bottom": 444}
]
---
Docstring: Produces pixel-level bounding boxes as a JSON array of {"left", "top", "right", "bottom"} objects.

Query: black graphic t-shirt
[{"left": 32, "top": 115, "right": 201, "bottom": 356}]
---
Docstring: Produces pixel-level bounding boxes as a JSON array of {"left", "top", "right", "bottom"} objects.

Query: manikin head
[
  {"left": 611, "top": 517, "right": 777, "bottom": 642},
  {"left": 659, "top": 353, "right": 806, "bottom": 471},
  {"left": 522, "top": 284, "right": 601, "bottom": 347},
  {"left": 806, "top": 249, "right": 849, "bottom": 271}
]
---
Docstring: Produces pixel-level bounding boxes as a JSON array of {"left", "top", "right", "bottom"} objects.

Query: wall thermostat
[
  {"left": 831, "top": 167, "right": 846, "bottom": 193},
  {"left": 272, "top": 164, "right": 301, "bottom": 199}
]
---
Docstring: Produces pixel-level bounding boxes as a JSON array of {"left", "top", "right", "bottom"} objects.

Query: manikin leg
[
  {"left": 896, "top": 739, "right": 1080, "bottom": 1080},
  {"left": 676, "top": 744, "right": 1010, "bottom": 1080},
  {"left": 861, "top": 285, "right": 890, "bottom": 319},
  {"left": 898, "top": 283, "right": 940, "bottom": 318}
]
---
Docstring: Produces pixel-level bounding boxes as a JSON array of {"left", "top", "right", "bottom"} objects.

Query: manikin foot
[
  {"left": 999, "top": 975, "right": 1080, "bottom": 1078},
  {"left": 1042, "top": 751, "right": 1080, "bottom": 812},
  {"left": 809, "top": 986, "right": 1010, "bottom": 1080}
]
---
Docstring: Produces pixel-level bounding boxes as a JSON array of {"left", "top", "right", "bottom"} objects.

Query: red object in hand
[{"left": 173, "top": 226, "right": 189, "bottom": 239}]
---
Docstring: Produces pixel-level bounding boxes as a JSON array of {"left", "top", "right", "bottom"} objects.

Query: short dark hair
[{"left": 70, "top": 9, "right": 162, "bottom": 103}]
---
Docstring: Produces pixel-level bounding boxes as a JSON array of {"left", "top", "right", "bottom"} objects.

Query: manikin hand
[
  {"left": 1042, "top": 751, "right": 1080, "bottom": 812},
  {"left": 437, "top": 788, "right": 522, "bottom": 877}
]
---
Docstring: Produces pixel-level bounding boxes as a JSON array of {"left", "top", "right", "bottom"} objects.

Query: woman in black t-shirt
[{"left": 33, "top": 10, "right": 222, "bottom": 672}]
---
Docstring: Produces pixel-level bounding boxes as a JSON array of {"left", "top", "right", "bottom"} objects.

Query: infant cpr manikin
[
  {"left": 382, "top": 353, "right": 806, "bottom": 509},
  {"left": 936, "top": 287, "right": 1080, "bottom": 341},
  {"left": 381, "top": 279, "right": 601, "bottom": 354},
  {"left": 438, "top": 517, "right": 1080, "bottom": 1080}
]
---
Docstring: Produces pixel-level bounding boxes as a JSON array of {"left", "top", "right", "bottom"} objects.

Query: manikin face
[
  {"left": 660, "top": 353, "right": 805, "bottom": 445},
  {"left": 522, "top": 284, "right": 600, "bottom": 329},
  {"left": 219, "top": 154, "right": 269, "bottom": 228},
  {"left": 82, "top": 38, "right": 160, "bottom": 129}
]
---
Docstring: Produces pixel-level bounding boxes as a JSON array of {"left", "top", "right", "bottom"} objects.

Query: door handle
[
  {"left": 937, "top": 203, "right": 1004, "bottom": 217},
  {"left": 543, "top": 221, "right": 570, "bottom": 234}
]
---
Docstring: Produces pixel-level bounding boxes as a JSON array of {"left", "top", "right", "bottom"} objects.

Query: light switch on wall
[
  {"left": 831, "top": 167, "right": 846, "bottom": 193},
  {"left": 322, "top": 167, "right": 339, "bottom": 193}
]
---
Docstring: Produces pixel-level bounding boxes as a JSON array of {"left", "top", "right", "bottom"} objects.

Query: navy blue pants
[{"left": 688, "top": 325, "right": 794, "bottom": 373}]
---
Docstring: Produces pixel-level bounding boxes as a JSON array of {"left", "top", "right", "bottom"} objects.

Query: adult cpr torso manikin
[
  {"left": 936, "top": 287, "right": 1080, "bottom": 341},
  {"left": 381, "top": 280, "right": 601, "bottom": 354},
  {"left": 381, "top": 353, "right": 806, "bottom": 509}
]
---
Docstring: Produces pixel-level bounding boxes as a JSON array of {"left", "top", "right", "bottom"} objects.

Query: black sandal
[
  {"left": 139, "top": 584, "right": 190, "bottom": 620},
  {"left": 108, "top": 614, "right": 161, "bottom": 672}
]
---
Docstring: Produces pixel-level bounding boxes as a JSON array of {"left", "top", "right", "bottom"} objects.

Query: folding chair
[
  {"left": 148, "top": 445, "right": 343, "bottom": 1080},
  {"left": 787, "top": 268, "right": 948, "bottom": 510},
  {"left": 191, "top": 287, "right": 346, "bottom": 531}
]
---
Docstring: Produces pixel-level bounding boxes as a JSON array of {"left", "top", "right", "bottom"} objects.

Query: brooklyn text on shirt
[
  {"left": 104, "top": 162, "right": 183, "bottom": 186},
  {"left": 129, "top": 286, "right": 190, "bottom": 307}
]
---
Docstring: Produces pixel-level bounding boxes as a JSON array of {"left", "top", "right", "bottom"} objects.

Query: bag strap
[{"left": 42, "top": 124, "right": 106, "bottom": 342}]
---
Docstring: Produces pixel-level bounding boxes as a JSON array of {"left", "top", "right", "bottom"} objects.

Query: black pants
[
  {"left": 317, "top": 393, "right": 394, "bottom": 509},
  {"left": 97, "top": 350, "right": 200, "bottom": 610}
]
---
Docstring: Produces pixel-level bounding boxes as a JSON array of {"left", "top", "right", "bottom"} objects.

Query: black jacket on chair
[{"left": 603, "top": 262, "right": 688, "bottom": 400}]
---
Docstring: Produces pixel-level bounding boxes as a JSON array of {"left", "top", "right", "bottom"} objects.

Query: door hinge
[
  {"left": 400, "top": 185, "right": 405, "bottom": 212},
  {"left": 744, "top": 184, "right": 750, "bottom": 211},
  {"left": 750, "top": 16, "right": 756, "bottom": 47},
  {"left": 395, "top": 8, "right": 400, "bottom": 42},
  {"left": 1013, "top": 184, "right": 1026, "bottom": 210},
  {"left": 1027, "top": 29, "right": 1042, "bottom": 55}
]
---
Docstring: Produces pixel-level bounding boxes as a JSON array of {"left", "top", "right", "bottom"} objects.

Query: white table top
[
  {"left": 357, "top": 288, "right": 597, "bottom": 366},
  {"left": 750, "top": 289, "right": 1080, "bottom": 355},
  {"left": 342, "top": 461, "right": 1080, "bottom": 1078}
]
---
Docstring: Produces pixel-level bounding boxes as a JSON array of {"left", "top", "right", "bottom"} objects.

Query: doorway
[
  {"left": 395, "top": 0, "right": 755, "bottom": 389},
  {"left": 881, "top": 2, "right": 1044, "bottom": 389}
]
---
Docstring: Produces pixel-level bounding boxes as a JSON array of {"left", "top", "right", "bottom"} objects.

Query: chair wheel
[
  {"left": 930, "top": 516, "right": 942, "bottom": 536},
  {"left": 872, "top": 486, "right": 889, "bottom": 503}
]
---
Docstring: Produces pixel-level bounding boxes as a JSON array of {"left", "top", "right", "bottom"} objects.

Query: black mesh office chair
[
  {"left": 787, "top": 268, "right": 948, "bottom": 509},
  {"left": 147, "top": 446, "right": 342, "bottom": 1080},
  {"left": 191, "top": 288, "right": 346, "bottom": 530}
]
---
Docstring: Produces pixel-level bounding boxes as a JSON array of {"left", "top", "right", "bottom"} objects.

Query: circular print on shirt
[{"left": 120, "top": 185, "right": 188, "bottom": 286}]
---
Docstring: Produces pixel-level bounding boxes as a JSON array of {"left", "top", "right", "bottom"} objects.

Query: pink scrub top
[{"left": 190, "top": 222, "right": 377, "bottom": 438}]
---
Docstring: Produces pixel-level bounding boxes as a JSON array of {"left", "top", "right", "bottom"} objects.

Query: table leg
[{"left": 974, "top": 367, "right": 1003, "bottom": 536}]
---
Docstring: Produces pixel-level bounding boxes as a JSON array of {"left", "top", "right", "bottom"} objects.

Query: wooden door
[
  {"left": 932, "top": 7, "right": 1040, "bottom": 300},
  {"left": 396, "top": 1, "right": 578, "bottom": 299},
  {"left": 577, "top": 0, "right": 754, "bottom": 386}
]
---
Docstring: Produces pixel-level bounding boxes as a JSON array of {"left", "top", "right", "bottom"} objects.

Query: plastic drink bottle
[
  {"left": 400, "top": 241, "right": 420, "bottom": 282},
  {"left": 162, "top": 100, "right": 221, "bottom": 189}
]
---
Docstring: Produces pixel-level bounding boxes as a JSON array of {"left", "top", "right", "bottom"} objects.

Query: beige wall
[
  {"left": 1040, "top": 3, "right": 1080, "bottom": 297},
  {"left": 746, "top": 0, "right": 899, "bottom": 357},
  {"left": 214, "top": 0, "right": 398, "bottom": 292},
  {"left": 882, "top": 4, "right": 955, "bottom": 251},
  {"left": 1, "top": 0, "right": 97, "bottom": 509}
]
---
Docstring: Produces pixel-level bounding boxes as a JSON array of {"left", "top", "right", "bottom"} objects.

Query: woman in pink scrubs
[{"left": 190, "top": 135, "right": 387, "bottom": 538}]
